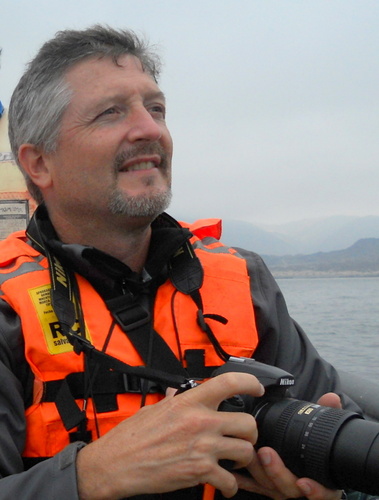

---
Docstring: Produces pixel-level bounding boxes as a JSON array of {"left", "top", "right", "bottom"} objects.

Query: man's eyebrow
[
  {"left": 85, "top": 90, "right": 166, "bottom": 114},
  {"left": 146, "top": 90, "right": 166, "bottom": 102}
]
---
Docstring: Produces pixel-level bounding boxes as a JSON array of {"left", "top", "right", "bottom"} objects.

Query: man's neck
[{"left": 48, "top": 210, "right": 154, "bottom": 273}]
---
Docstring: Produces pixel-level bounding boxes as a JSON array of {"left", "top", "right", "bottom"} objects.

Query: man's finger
[
  {"left": 317, "top": 392, "right": 342, "bottom": 408},
  {"left": 257, "top": 447, "right": 305, "bottom": 498},
  {"left": 297, "top": 478, "right": 343, "bottom": 500},
  {"left": 179, "top": 372, "right": 264, "bottom": 409}
]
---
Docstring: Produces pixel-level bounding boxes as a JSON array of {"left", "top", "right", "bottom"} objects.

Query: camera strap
[{"left": 168, "top": 240, "right": 231, "bottom": 364}]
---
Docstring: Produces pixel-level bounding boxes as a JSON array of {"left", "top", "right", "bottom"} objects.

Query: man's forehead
[
  {"left": 64, "top": 54, "right": 153, "bottom": 83},
  {"left": 60, "top": 54, "right": 164, "bottom": 117}
]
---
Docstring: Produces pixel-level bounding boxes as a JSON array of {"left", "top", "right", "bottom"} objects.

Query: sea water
[{"left": 276, "top": 277, "right": 379, "bottom": 382}]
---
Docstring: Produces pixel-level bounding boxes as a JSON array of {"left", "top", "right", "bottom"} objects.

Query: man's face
[{"left": 43, "top": 55, "right": 173, "bottom": 223}]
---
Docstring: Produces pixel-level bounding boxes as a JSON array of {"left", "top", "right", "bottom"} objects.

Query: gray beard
[
  {"left": 108, "top": 142, "right": 172, "bottom": 218},
  {"left": 107, "top": 187, "right": 172, "bottom": 217}
]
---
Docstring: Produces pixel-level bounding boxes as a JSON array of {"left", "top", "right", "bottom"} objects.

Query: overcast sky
[{"left": 1, "top": 0, "right": 378, "bottom": 225}]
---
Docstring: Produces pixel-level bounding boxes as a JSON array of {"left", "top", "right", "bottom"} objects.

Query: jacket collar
[{"left": 26, "top": 204, "right": 193, "bottom": 294}]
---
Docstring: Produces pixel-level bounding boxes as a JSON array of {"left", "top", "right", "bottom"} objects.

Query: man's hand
[
  {"left": 233, "top": 392, "right": 344, "bottom": 500},
  {"left": 76, "top": 372, "right": 264, "bottom": 500}
]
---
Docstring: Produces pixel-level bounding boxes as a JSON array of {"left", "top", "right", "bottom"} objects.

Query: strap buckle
[
  {"left": 122, "top": 373, "right": 161, "bottom": 394},
  {"left": 106, "top": 295, "right": 151, "bottom": 331}
]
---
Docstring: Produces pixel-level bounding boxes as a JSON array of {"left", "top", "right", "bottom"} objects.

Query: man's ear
[{"left": 17, "top": 144, "right": 53, "bottom": 190}]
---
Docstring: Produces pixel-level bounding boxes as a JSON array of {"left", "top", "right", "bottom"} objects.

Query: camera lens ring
[
  {"left": 299, "top": 406, "right": 357, "bottom": 487},
  {"left": 255, "top": 399, "right": 358, "bottom": 488}
]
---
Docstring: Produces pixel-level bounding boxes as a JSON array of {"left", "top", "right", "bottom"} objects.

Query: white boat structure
[{"left": 0, "top": 103, "right": 36, "bottom": 240}]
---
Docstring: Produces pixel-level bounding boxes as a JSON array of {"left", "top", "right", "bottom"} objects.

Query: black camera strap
[{"left": 104, "top": 291, "right": 187, "bottom": 378}]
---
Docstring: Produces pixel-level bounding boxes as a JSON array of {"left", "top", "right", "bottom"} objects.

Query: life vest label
[{"left": 28, "top": 284, "right": 90, "bottom": 354}]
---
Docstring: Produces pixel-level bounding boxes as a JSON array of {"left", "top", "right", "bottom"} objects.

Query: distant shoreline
[{"left": 273, "top": 271, "right": 379, "bottom": 279}]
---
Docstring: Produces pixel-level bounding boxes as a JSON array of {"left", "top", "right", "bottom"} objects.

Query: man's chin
[{"left": 108, "top": 190, "right": 172, "bottom": 218}]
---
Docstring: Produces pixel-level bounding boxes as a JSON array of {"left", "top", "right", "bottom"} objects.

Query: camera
[{"left": 213, "top": 357, "right": 379, "bottom": 495}]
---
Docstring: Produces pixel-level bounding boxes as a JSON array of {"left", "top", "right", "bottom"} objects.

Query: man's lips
[{"left": 119, "top": 155, "right": 161, "bottom": 172}]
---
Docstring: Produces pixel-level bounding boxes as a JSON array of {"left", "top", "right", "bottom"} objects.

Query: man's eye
[
  {"left": 97, "top": 107, "right": 119, "bottom": 118},
  {"left": 149, "top": 105, "right": 166, "bottom": 119}
]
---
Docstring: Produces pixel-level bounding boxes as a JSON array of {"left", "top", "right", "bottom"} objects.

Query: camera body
[
  {"left": 214, "top": 356, "right": 295, "bottom": 392},
  {"left": 213, "top": 357, "right": 379, "bottom": 495}
]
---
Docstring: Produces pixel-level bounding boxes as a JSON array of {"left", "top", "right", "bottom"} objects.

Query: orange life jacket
[{"left": 0, "top": 219, "right": 259, "bottom": 498}]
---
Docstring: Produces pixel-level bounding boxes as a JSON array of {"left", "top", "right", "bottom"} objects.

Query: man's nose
[{"left": 125, "top": 106, "right": 162, "bottom": 143}]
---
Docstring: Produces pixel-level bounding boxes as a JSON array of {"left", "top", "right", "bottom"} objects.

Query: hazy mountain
[
  {"left": 220, "top": 215, "right": 379, "bottom": 255},
  {"left": 261, "top": 215, "right": 379, "bottom": 254},
  {"left": 220, "top": 219, "right": 296, "bottom": 255},
  {"left": 261, "top": 238, "right": 379, "bottom": 277}
]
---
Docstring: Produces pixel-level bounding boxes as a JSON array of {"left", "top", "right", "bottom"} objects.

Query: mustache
[{"left": 113, "top": 143, "right": 168, "bottom": 171}]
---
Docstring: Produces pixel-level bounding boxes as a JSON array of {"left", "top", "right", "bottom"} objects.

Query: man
[{"left": 1, "top": 25, "right": 351, "bottom": 499}]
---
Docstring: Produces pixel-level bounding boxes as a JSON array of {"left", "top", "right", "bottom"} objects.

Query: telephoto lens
[
  {"left": 252, "top": 397, "right": 379, "bottom": 494},
  {"left": 214, "top": 357, "right": 379, "bottom": 496}
]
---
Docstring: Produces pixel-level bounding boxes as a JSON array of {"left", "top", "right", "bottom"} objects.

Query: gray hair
[{"left": 8, "top": 25, "right": 162, "bottom": 203}]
